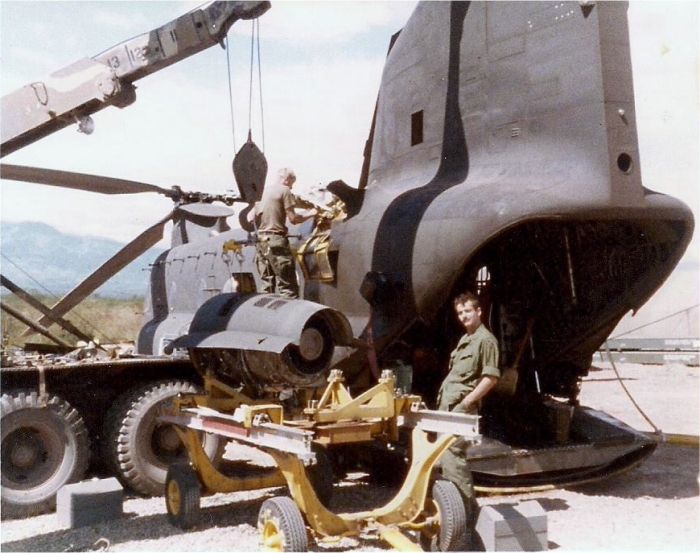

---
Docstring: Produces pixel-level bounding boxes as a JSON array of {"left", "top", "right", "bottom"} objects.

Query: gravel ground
[{"left": 2, "top": 362, "right": 698, "bottom": 552}]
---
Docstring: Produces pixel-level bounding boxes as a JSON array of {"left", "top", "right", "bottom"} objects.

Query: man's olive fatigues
[
  {"left": 255, "top": 183, "right": 300, "bottom": 298},
  {"left": 437, "top": 324, "right": 500, "bottom": 503}
]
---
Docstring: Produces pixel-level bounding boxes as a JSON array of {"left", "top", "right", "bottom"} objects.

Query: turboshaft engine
[{"left": 166, "top": 293, "right": 355, "bottom": 392}]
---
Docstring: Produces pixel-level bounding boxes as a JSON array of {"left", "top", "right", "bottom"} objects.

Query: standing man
[
  {"left": 437, "top": 292, "right": 500, "bottom": 516},
  {"left": 255, "top": 167, "right": 317, "bottom": 298}
]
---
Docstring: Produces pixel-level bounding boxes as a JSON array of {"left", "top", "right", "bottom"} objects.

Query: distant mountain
[{"left": 1, "top": 221, "right": 165, "bottom": 299}]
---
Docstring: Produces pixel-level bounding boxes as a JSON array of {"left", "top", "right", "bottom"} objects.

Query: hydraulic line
[
  {"left": 604, "top": 341, "right": 660, "bottom": 434},
  {"left": 603, "top": 342, "right": 699, "bottom": 447}
]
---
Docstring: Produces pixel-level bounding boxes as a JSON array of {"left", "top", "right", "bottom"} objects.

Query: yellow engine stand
[{"left": 163, "top": 369, "right": 480, "bottom": 551}]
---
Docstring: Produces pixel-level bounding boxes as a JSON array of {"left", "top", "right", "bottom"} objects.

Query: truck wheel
[
  {"left": 419, "top": 480, "right": 469, "bottom": 552},
  {"left": 258, "top": 496, "right": 309, "bottom": 552},
  {"left": 1, "top": 391, "right": 89, "bottom": 519},
  {"left": 165, "top": 462, "right": 201, "bottom": 529},
  {"left": 103, "top": 380, "right": 223, "bottom": 496}
]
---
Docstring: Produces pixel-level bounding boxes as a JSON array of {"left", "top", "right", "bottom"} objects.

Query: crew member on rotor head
[
  {"left": 255, "top": 167, "right": 317, "bottom": 298},
  {"left": 437, "top": 292, "right": 501, "bottom": 523}
]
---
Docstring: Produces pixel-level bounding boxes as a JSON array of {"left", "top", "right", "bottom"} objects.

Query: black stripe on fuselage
[{"left": 370, "top": 1, "right": 470, "bottom": 328}]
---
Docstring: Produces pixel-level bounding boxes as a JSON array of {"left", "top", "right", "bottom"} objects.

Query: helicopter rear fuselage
[{"left": 138, "top": 2, "right": 692, "bottom": 487}]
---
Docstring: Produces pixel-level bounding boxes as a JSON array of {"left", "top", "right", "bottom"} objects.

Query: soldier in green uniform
[
  {"left": 437, "top": 292, "right": 500, "bottom": 518},
  {"left": 255, "top": 168, "right": 317, "bottom": 297}
]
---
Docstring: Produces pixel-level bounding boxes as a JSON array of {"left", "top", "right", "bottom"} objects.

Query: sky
[
  {"left": 1, "top": 1, "right": 698, "bottom": 333},
  {"left": 0, "top": 1, "right": 418, "bottom": 241}
]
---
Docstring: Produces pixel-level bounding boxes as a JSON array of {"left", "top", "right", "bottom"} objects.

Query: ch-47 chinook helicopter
[{"left": 1, "top": 0, "right": 694, "bottom": 517}]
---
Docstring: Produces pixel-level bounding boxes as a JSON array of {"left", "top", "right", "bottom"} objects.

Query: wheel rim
[
  {"left": 166, "top": 479, "right": 182, "bottom": 515},
  {"left": 260, "top": 514, "right": 284, "bottom": 551},
  {"left": 152, "top": 423, "right": 185, "bottom": 462},
  {"left": 1, "top": 393, "right": 89, "bottom": 519},
  {"left": 2, "top": 425, "right": 57, "bottom": 489},
  {"left": 420, "top": 497, "right": 440, "bottom": 545}
]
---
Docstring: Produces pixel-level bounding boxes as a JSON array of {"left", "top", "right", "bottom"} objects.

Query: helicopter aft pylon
[{"left": 161, "top": 368, "right": 481, "bottom": 551}]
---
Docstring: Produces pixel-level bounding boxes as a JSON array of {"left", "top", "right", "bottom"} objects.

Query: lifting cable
[
  {"left": 225, "top": 34, "right": 238, "bottom": 153},
  {"left": 249, "top": 17, "right": 265, "bottom": 151},
  {"left": 225, "top": 17, "right": 266, "bottom": 154}
]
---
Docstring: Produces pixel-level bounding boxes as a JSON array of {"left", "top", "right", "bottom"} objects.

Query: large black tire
[
  {"left": 165, "top": 462, "right": 201, "bottom": 530},
  {"left": 420, "top": 480, "right": 469, "bottom": 552},
  {"left": 102, "top": 380, "right": 223, "bottom": 496},
  {"left": 1, "top": 391, "right": 89, "bottom": 519},
  {"left": 258, "top": 496, "right": 309, "bottom": 552}
]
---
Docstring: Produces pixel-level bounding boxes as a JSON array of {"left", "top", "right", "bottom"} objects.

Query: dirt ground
[{"left": 1, "top": 362, "right": 698, "bottom": 552}]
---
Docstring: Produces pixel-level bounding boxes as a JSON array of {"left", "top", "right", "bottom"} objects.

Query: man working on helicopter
[
  {"left": 437, "top": 291, "right": 500, "bottom": 521},
  {"left": 255, "top": 167, "right": 317, "bottom": 298}
]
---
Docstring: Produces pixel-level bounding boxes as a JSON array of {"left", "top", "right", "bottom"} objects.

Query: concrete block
[
  {"left": 475, "top": 500, "right": 548, "bottom": 551},
  {"left": 57, "top": 478, "right": 123, "bottom": 529}
]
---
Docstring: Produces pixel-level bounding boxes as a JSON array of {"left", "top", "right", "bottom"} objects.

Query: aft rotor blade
[
  {"left": 1, "top": 163, "right": 173, "bottom": 197},
  {"left": 25, "top": 212, "right": 173, "bottom": 335},
  {"left": 1, "top": 275, "right": 93, "bottom": 343},
  {"left": 1, "top": 302, "right": 73, "bottom": 348}
]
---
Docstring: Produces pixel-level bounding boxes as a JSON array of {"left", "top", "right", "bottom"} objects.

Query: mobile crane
[{"left": 1, "top": 0, "right": 270, "bottom": 519}]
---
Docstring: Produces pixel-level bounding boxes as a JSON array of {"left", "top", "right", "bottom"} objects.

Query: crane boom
[{"left": 0, "top": 1, "right": 270, "bottom": 158}]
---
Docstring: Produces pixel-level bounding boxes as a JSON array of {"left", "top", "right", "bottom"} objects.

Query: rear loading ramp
[{"left": 469, "top": 407, "right": 657, "bottom": 489}]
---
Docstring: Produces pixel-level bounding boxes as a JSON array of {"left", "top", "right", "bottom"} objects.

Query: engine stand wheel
[
  {"left": 165, "top": 462, "right": 201, "bottom": 529},
  {"left": 1, "top": 391, "right": 89, "bottom": 519},
  {"left": 419, "top": 479, "right": 469, "bottom": 552},
  {"left": 258, "top": 496, "right": 309, "bottom": 552}
]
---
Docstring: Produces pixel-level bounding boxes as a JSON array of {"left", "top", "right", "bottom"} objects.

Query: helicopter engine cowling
[{"left": 165, "top": 293, "right": 355, "bottom": 391}]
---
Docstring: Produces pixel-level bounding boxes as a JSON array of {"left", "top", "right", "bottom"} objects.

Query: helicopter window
[
  {"left": 476, "top": 265, "right": 491, "bottom": 293},
  {"left": 411, "top": 110, "right": 424, "bottom": 146}
]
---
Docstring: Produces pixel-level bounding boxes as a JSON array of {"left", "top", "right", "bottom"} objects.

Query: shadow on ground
[
  {"left": 1, "top": 472, "right": 401, "bottom": 553},
  {"left": 570, "top": 443, "right": 699, "bottom": 500}
]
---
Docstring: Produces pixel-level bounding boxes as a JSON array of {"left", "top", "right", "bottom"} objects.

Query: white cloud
[
  {"left": 250, "top": 1, "right": 416, "bottom": 44},
  {"left": 1, "top": 0, "right": 697, "bottom": 260},
  {"left": 92, "top": 9, "right": 151, "bottom": 32},
  {"left": 6, "top": 45, "right": 56, "bottom": 67},
  {"left": 1, "top": 2, "right": 408, "bottom": 245},
  {"left": 628, "top": 2, "right": 699, "bottom": 239}
]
